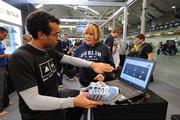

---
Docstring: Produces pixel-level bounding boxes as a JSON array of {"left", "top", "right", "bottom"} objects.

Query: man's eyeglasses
[{"left": 49, "top": 32, "right": 60, "bottom": 37}]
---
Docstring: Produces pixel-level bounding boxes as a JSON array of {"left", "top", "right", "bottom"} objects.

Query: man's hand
[
  {"left": 0, "top": 54, "right": 11, "bottom": 59},
  {"left": 90, "top": 62, "right": 114, "bottom": 74},
  {"left": 73, "top": 92, "right": 102, "bottom": 109},
  {"left": 5, "top": 54, "right": 11, "bottom": 58}
]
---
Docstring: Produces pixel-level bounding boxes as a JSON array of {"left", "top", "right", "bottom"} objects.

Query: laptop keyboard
[
  {"left": 106, "top": 80, "right": 143, "bottom": 98},
  {"left": 118, "top": 82, "right": 142, "bottom": 98}
]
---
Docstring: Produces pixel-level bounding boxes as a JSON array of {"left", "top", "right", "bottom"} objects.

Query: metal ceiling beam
[
  {"left": 64, "top": 5, "right": 98, "bottom": 16},
  {"left": 59, "top": 18, "right": 106, "bottom": 23},
  {"left": 100, "top": 7, "right": 124, "bottom": 27},
  {"left": 99, "top": 7, "right": 110, "bottom": 20},
  {"left": 28, "top": 0, "right": 126, "bottom": 7},
  {"left": 100, "top": 0, "right": 136, "bottom": 27},
  {"left": 146, "top": 12, "right": 156, "bottom": 19},
  {"left": 150, "top": 3, "right": 165, "bottom": 15},
  {"left": 146, "top": 13, "right": 154, "bottom": 19},
  {"left": 130, "top": 10, "right": 140, "bottom": 18},
  {"left": 146, "top": 15, "right": 152, "bottom": 20}
]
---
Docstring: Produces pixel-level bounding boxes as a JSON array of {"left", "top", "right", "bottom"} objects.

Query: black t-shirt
[
  {"left": 138, "top": 43, "right": 153, "bottom": 59},
  {"left": 127, "top": 43, "right": 152, "bottom": 59},
  {"left": 55, "top": 39, "right": 63, "bottom": 53},
  {"left": 62, "top": 39, "right": 71, "bottom": 54},
  {"left": 8, "top": 44, "right": 64, "bottom": 120},
  {"left": 104, "top": 34, "right": 114, "bottom": 53}
]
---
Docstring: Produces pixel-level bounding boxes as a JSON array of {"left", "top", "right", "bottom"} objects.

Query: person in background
[
  {"left": 128, "top": 34, "right": 154, "bottom": 82},
  {"left": 8, "top": 11, "right": 114, "bottom": 120},
  {"left": 111, "top": 40, "right": 119, "bottom": 73},
  {"left": 73, "top": 38, "right": 82, "bottom": 56},
  {"left": 55, "top": 38, "right": 63, "bottom": 53},
  {"left": 112, "top": 42, "right": 118, "bottom": 55},
  {"left": 74, "top": 23, "right": 115, "bottom": 87},
  {"left": 22, "top": 34, "right": 32, "bottom": 45},
  {"left": 127, "top": 42, "right": 140, "bottom": 57},
  {"left": 74, "top": 38, "right": 82, "bottom": 48},
  {"left": 0, "top": 27, "right": 11, "bottom": 116},
  {"left": 134, "top": 34, "right": 153, "bottom": 60},
  {"left": 62, "top": 34, "right": 72, "bottom": 55},
  {"left": 118, "top": 40, "right": 128, "bottom": 69},
  {"left": 62, "top": 34, "right": 76, "bottom": 80},
  {"left": 54, "top": 37, "right": 64, "bottom": 87},
  {"left": 104, "top": 27, "right": 121, "bottom": 53}
]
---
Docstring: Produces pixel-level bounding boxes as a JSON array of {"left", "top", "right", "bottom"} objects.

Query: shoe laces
[{"left": 88, "top": 82, "right": 110, "bottom": 101}]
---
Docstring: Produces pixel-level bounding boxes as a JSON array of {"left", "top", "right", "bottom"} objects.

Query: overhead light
[
  {"left": 35, "top": 4, "right": 44, "bottom": 9},
  {"left": 88, "top": 7, "right": 100, "bottom": 15},
  {"left": 131, "top": 36, "right": 135, "bottom": 39},
  {"left": 29, "top": 0, "right": 126, "bottom": 7},
  {"left": 60, "top": 25, "right": 76, "bottom": 28},
  {"left": 155, "top": 33, "right": 161, "bottom": 36},
  {"left": 172, "top": 5, "right": 176, "bottom": 9},
  {"left": 59, "top": 18, "right": 106, "bottom": 23},
  {"left": 167, "top": 31, "right": 174, "bottom": 34},
  {"left": 74, "top": 6, "right": 77, "bottom": 10},
  {"left": 146, "top": 34, "right": 151, "bottom": 37}
]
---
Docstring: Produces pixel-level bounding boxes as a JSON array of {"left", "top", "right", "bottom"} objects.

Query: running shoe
[{"left": 87, "top": 82, "right": 120, "bottom": 104}]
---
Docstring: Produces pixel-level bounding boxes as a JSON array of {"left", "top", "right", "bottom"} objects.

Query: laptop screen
[{"left": 120, "top": 57, "right": 155, "bottom": 90}]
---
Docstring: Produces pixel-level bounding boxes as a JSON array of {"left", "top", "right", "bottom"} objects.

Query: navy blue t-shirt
[{"left": 74, "top": 41, "right": 115, "bottom": 87}]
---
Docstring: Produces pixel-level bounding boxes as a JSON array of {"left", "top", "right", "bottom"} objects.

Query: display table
[{"left": 91, "top": 80, "right": 168, "bottom": 120}]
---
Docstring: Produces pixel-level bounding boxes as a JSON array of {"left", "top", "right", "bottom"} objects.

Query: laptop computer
[{"left": 107, "top": 57, "right": 156, "bottom": 103}]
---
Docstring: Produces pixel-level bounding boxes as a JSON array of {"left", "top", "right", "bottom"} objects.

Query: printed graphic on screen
[{"left": 123, "top": 63, "right": 149, "bottom": 81}]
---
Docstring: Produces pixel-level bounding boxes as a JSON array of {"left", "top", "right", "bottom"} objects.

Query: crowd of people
[{"left": 157, "top": 41, "right": 178, "bottom": 56}]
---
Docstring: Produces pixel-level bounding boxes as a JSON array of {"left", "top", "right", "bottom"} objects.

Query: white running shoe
[{"left": 87, "top": 82, "right": 120, "bottom": 104}]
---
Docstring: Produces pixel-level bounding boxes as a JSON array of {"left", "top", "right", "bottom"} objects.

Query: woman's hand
[{"left": 94, "top": 74, "right": 104, "bottom": 81}]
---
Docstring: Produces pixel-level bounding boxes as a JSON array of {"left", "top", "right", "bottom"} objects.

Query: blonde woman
[
  {"left": 22, "top": 34, "right": 32, "bottom": 45},
  {"left": 74, "top": 23, "right": 115, "bottom": 87}
]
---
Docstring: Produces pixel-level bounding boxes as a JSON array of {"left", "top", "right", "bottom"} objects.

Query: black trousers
[
  {"left": 62, "top": 64, "right": 77, "bottom": 78},
  {"left": 0, "top": 67, "right": 9, "bottom": 112},
  {"left": 119, "top": 54, "right": 126, "bottom": 67}
]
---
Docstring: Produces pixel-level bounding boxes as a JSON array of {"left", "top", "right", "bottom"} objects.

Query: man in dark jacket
[{"left": 104, "top": 27, "right": 121, "bottom": 53}]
